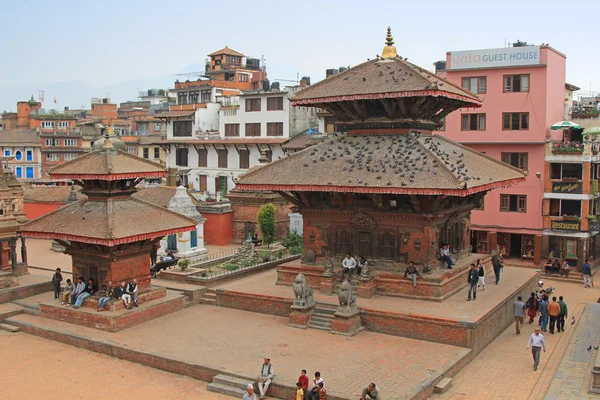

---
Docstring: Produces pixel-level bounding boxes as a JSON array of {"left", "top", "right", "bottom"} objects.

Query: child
[
  {"left": 296, "top": 382, "right": 304, "bottom": 400},
  {"left": 317, "top": 382, "right": 327, "bottom": 400},
  {"left": 61, "top": 279, "right": 74, "bottom": 305},
  {"left": 298, "top": 369, "right": 309, "bottom": 393},
  {"left": 51, "top": 268, "right": 63, "bottom": 299}
]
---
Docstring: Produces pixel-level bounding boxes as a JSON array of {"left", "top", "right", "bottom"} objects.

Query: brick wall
[
  {"left": 203, "top": 212, "right": 233, "bottom": 245},
  {"left": 216, "top": 290, "right": 293, "bottom": 317},
  {"left": 0, "top": 280, "right": 54, "bottom": 304}
]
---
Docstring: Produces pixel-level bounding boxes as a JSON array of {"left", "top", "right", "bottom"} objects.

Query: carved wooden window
[
  {"left": 358, "top": 231, "right": 373, "bottom": 258},
  {"left": 338, "top": 229, "right": 353, "bottom": 256},
  {"left": 379, "top": 232, "right": 395, "bottom": 259}
]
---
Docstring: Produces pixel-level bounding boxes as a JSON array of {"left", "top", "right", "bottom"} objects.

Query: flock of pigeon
[{"left": 299, "top": 131, "right": 485, "bottom": 188}]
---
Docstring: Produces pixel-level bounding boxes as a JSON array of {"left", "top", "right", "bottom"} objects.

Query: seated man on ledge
[
  {"left": 404, "top": 261, "right": 420, "bottom": 288},
  {"left": 560, "top": 260, "right": 569, "bottom": 277},
  {"left": 360, "top": 382, "right": 381, "bottom": 400},
  {"left": 257, "top": 356, "right": 274, "bottom": 400}
]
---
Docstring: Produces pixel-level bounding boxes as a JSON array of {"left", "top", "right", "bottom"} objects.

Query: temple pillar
[
  {"left": 20, "top": 236, "right": 27, "bottom": 264},
  {"left": 9, "top": 239, "right": 17, "bottom": 271}
]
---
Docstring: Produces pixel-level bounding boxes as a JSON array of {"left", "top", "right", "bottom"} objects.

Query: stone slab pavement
[
  {"left": 543, "top": 303, "right": 600, "bottom": 400},
  {"left": 432, "top": 280, "right": 600, "bottom": 400},
  {"left": 0, "top": 330, "right": 231, "bottom": 400},
  {"left": 8, "top": 303, "right": 469, "bottom": 400},
  {"left": 217, "top": 267, "right": 538, "bottom": 322}
]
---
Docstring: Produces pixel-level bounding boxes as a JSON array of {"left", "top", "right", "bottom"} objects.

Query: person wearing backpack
[{"left": 467, "top": 264, "right": 479, "bottom": 301}]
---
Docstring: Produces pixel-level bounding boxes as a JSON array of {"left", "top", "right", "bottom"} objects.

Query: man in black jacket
[{"left": 467, "top": 264, "right": 479, "bottom": 301}]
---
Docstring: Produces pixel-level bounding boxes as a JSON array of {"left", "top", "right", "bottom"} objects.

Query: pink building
[{"left": 439, "top": 43, "right": 567, "bottom": 265}]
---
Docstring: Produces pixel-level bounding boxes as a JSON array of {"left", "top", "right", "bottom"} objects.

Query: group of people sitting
[
  {"left": 53, "top": 268, "right": 140, "bottom": 311},
  {"left": 244, "top": 358, "right": 380, "bottom": 400},
  {"left": 544, "top": 259, "right": 570, "bottom": 277},
  {"left": 340, "top": 254, "right": 369, "bottom": 280}
]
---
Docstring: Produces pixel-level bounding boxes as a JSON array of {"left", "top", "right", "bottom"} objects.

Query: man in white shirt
[
  {"left": 257, "top": 356, "right": 274, "bottom": 399},
  {"left": 527, "top": 327, "right": 547, "bottom": 371},
  {"left": 341, "top": 254, "right": 357, "bottom": 280}
]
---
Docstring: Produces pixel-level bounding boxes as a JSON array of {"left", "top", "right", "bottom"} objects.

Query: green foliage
[
  {"left": 257, "top": 203, "right": 276, "bottom": 247},
  {"left": 218, "top": 263, "right": 239, "bottom": 271},
  {"left": 588, "top": 215, "right": 597, "bottom": 221},
  {"left": 178, "top": 258, "right": 190, "bottom": 271},
  {"left": 242, "top": 260, "right": 253, "bottom": 268},
  {"left": 258, "top": 250, "right": 272, "bottom": 262},
  {"left": 281, "top": 231, "right": 303, "bottom": 250}
]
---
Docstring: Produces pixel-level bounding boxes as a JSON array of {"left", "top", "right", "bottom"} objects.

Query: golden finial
[{"left": 381, "top": 26, "right": 398, "bottom": 60}]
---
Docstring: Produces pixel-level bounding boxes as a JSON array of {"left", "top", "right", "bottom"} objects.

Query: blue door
[
  {"left": 25, "top": 167, "right": 34, "bottom": 179},
  {"left": 190, "top": 230, "right": 198, "bottom": 248},
  {"left": 167, "top": 234, "right": 177, "bottom": 251}
]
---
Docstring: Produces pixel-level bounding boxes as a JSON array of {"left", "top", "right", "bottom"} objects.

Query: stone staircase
[
  {"left": 0, "top": 304, "right": 23, "bottom": 333},
  {"left": 11, "top": 299, "right": 41, "bottom": 316},
  {"left": 308, "top": 305, "right": 336, "bottom": 331},
  {"left": 199, "top": 289, "right": 218, "bottom": 305},
  {"left": 208, "top": 374, "right": 254, "bottom": 398}
]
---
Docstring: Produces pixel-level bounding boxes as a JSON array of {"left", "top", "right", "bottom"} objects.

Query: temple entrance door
[
  {"left": 338, "top": 229, "right": 353, "bottom": 256},
  {"left": 379, "top": 232, "right": 395, "bottom": 260},
  {"left": 358, "top": 231, "right": 373, "bottom": 258}
]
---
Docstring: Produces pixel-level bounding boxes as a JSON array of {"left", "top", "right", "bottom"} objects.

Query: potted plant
[{"left": 178, "top": 258, "right": 190, "bottom": 271}]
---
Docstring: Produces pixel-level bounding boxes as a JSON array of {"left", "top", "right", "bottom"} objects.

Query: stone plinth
[
  {"left": 320, "top": 274, "right": 337, "bottom": 295},
  {"left": 288, "top": 304, "right": 314, "bottom": 329},
  {"left": 357, "top": 277, "right": 376, "bottom": 298},
  {"left": 79, "top": 287, "right": 167, "bottom": 311},
  {"left": 332, "top": 309, "right": 362, "bottom": 336}
]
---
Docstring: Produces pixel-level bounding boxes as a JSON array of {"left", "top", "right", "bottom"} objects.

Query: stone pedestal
[
  {"left": 320, "top": 274, "right": 337, "bottom": 295},
  {"left": 357, "top": 277, "right": 376, "bottom": 298},
  {"left": 331, "top": 308, "right": 362, "bottom": 336},
  {"left": 288, "top": 304, "right": 314, "bottom": 329}
]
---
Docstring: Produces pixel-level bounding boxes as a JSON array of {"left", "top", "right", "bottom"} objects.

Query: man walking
[
  {"left": 257, "top": 356, "right": 274, "bottom": 400},
  {"left": 548, "top": 296, "right": 560, "bottom": 334},
  {"left": 467, "top": 264, "right": 479, "bottom": 301},
  {"left": 491, "top": 250, "right": 502, "bottom": 284},
  {"left": 513, "top": 296, "right": 525, "bottom": 334},
  {"left": 557, "top": 296, "right": 568, "bottom": 333},
  {"left": 582, "top": 259, "right": 592, "bottom": 288},
  {"left": 539, "top": 295, "right": 549, "bottom": 332},
  {"left": 527, "top": 327, "right": 547, "bottom": 371}
]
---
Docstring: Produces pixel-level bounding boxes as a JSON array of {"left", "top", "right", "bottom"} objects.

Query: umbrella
[
  {"left": 583, "top": 126, "right": 600, "bottom": 135},
  {"left": 306, "top": 128, "right": 316, "bottom": 135},
  {"left": 551, "top": 121, "right": 581, "bottom": 130}
]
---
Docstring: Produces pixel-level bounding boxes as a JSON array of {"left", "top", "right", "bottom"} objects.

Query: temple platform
[
  {"left": 211, "top": 266, "right": 540, "bottom": 355},
  {"left": 0, "top": 274, "right": 54, "bottom": 304},
  {"left": 276, "top": 254, "right": 489, "bottom": 302},
  {"left": 15, "top": 287, "right": 186, "bottom": 332}
]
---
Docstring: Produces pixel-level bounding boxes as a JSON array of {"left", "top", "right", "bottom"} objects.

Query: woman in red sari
[{"left": 525, "top": 292, "right": 538, "bottom": 324}]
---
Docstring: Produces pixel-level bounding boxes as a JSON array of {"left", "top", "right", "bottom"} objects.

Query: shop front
[
  {"left": 542, "top": 234, "right": 585, "bottom": 269},
  {"left": 497, "top": 232, "right": 537, "bottom": 261}
]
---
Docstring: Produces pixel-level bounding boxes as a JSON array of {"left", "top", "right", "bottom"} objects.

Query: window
[
  {"left": 14, "top": 150, "right": 22, "bottom": 161},
  {"left": 153, "top": 123, "right": 163, "bottom": 132},
  {"left": 173, "top": 120, "right": 192, "bottom": 137},
  {"left": 64, "top": 153, "right": 77, "bottom": 161},
  {"left": 217, "top": 149, "right": 228, "bottom": 168},
  {"left": 239, "top": 149, "right": 250, "bottom": 169},
  {"left": 25, "top": 167, "right": 34, "bottom": 179},
  {"left": 461, "top": 77, "right": 487, "bottom": 94},
  {"left": 26, "top": 149, "right": 33, "bottom": 161},
  {"left": 178, "top": 92, "right": 188, "bottom": 105},
  {"left": 461, "top": 114, "right": 486, "bottom": 131},
  {"left": 550, "top": 163, "right": 583, "bottom": 180},
  {"left": 154, "top": 148, "right": 160, "bottom": 159},
  {"left": 238, "top": 74, "right": 249, "bottom": 82},
  {"left": 46, "top": 153, "right": 59, "bottom": 161},
  {"left": 58, "top": 121, "right": 69, "bottom": 129},
  {"left": 502, "top": 113, "right": 529, "bottom": 130},
  {"left": 143, "top": 148, "right": 149, "bottom": 158},
  {"left": 504, "top": 74, "right": 530, "bottom": 92},
  {"left": 267, "top": 122, "right": 284, "bottom": 136},
  {"left": 245, "top": 123, "right": 261, "bottom": 137},
  {"left": 64, "top": 139, "right": 77, "bottom": 147},
  {"left": 189, "top": 91, "right": 199, "bottom": 104},
  {"left": 201, "top": 90, "right": 211, "bottom": 103},
  {"left": 267, "top": 97, "right": 284, "bottom": 111},
  {"left": 198, "top": 175, "right": 207, "bottom": 191},
  {"left": 474, "top": 196, "right": 484, "bottom": 211},
  {"left": 137, "top": 122, "right": 148, "bottom": 132},
  {"left": 190, "top": 230, "right": 198, "bottom": 248},
  {"left": 15, "top": 167, "right": 22, "bottom": 178},
  {"left": 175, "top": 148, "right": 188, "bottom": 166},
  {"left": 501, "top": 152, "right": 528, "bottom": 170},
  {"left": 45, "top": 139, "right": 59, "bottom": 146},
  {"left": 197, "top": 148, "right": 207, "bottom": 167},
  {"left": 41, "top": 121, "right": 55, "bottom": 129},
  {"left": 4, "top": 149, "right": 10, "bottom": 156},
  {"left": 549, "top": 199, "right": 581, "bottom": 217},
  {"left": 127, "top": 146, "right": 136, "bottom": 154},
  {"left": 224, "top": 124, "right": 240, "bottom": 137},
  {"left": 500, "top": 194, "right": 527, "bottom": 213},
  {"left": 245, "top": 98, "right": 261, "bottom": 112}
]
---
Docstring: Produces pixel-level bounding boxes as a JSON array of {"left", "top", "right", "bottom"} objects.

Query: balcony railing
[
  {"left": 551, "top": 140, "right": 584, "bottom": 154},
  {"left": 222, "top": 109, "right": 238, "bottom": 117}
]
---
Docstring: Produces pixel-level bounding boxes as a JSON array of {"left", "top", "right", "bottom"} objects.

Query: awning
[{"left": 551, "top": 121, "right": 581, "bottom": 130}]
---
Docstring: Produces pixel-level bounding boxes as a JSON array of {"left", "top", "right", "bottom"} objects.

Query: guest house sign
[
  {"left": 551, "top": 182, "right": 582, "bottom": 194},
  {"left": 448, "top": 46, "right": 541, "bottom": 70}
]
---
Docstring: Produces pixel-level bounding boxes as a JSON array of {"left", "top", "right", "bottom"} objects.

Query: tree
[{"left": 257, "top": 203, "right": 276, "bottom": 247}]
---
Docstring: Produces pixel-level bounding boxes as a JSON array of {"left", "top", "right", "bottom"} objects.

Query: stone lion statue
[
  {"left": 337, "top": 279, "right": 356, "bottom": 312},
  {"left": 293, "top": 273, "right": 314, "bottom": 307}
]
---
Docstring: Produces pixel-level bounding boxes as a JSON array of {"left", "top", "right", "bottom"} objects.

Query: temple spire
[{"left": 381, "top": 26, "right": 398, "bottom": 59}]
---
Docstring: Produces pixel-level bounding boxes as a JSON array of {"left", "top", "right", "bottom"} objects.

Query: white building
[{"left": 160, "top": 86, "right": 317, "bottom": 200}]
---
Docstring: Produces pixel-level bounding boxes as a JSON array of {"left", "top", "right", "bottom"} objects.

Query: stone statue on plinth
[
  {"left": 292, "top": 273, "right": 315, "bottom": 309},
  {"left": 359, "top": 262, "right": 372, "bottom": 280},
  {"left": 337, "top": 279, "right": 358, "bottom": 315},
  {"left": 323, "top": 258, "right": 334, "bottom": 276}
]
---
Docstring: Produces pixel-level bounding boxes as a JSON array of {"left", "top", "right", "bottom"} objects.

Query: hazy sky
[{"left": 1, "top": 0, "right": 598, "bottom": 109}]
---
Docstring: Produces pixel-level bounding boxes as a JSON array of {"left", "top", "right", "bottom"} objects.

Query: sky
[{"left": 0, "top": 0, "right": 598, "bottom": 112}]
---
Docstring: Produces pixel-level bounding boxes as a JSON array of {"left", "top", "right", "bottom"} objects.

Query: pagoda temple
[
  {"left": 21, "top": 132, "right": 196, "bottom": 291},
  {"left": 0, "top": 160, "right": 24, "bottom": 273},
  {"left": 236, "top": 28, "right": 526, "bottom": 270}
]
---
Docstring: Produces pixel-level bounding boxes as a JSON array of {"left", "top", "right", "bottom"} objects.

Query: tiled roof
[
  {"left": 208, "top": 46, "right": 245, "bottom": 57},
  {"left": 236, "top": 132, "right": 525, "bottom": 196},
  {"left": 133, "top": 187, "right": 200, "bottom": 208},
  {"left": 281, "top": 134, "right": 322, "bottom": 150},
  {"left": 23, "top": 186, "right": 86, "bottom": 203},
  {"left": 21, "top": 197, "right": 196, "bottom": 246},
  {"left": 49, "top": 144, "right": 166, "bottom": 181},
  {"left": 291, "top": 58, "right": 480, "bottom": 106},
  {"left": 155, "top": 110, "right": 195, "bottom": 118},
  {"left": 0, "top": 130, "right": 40, "bottom": 146}
]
